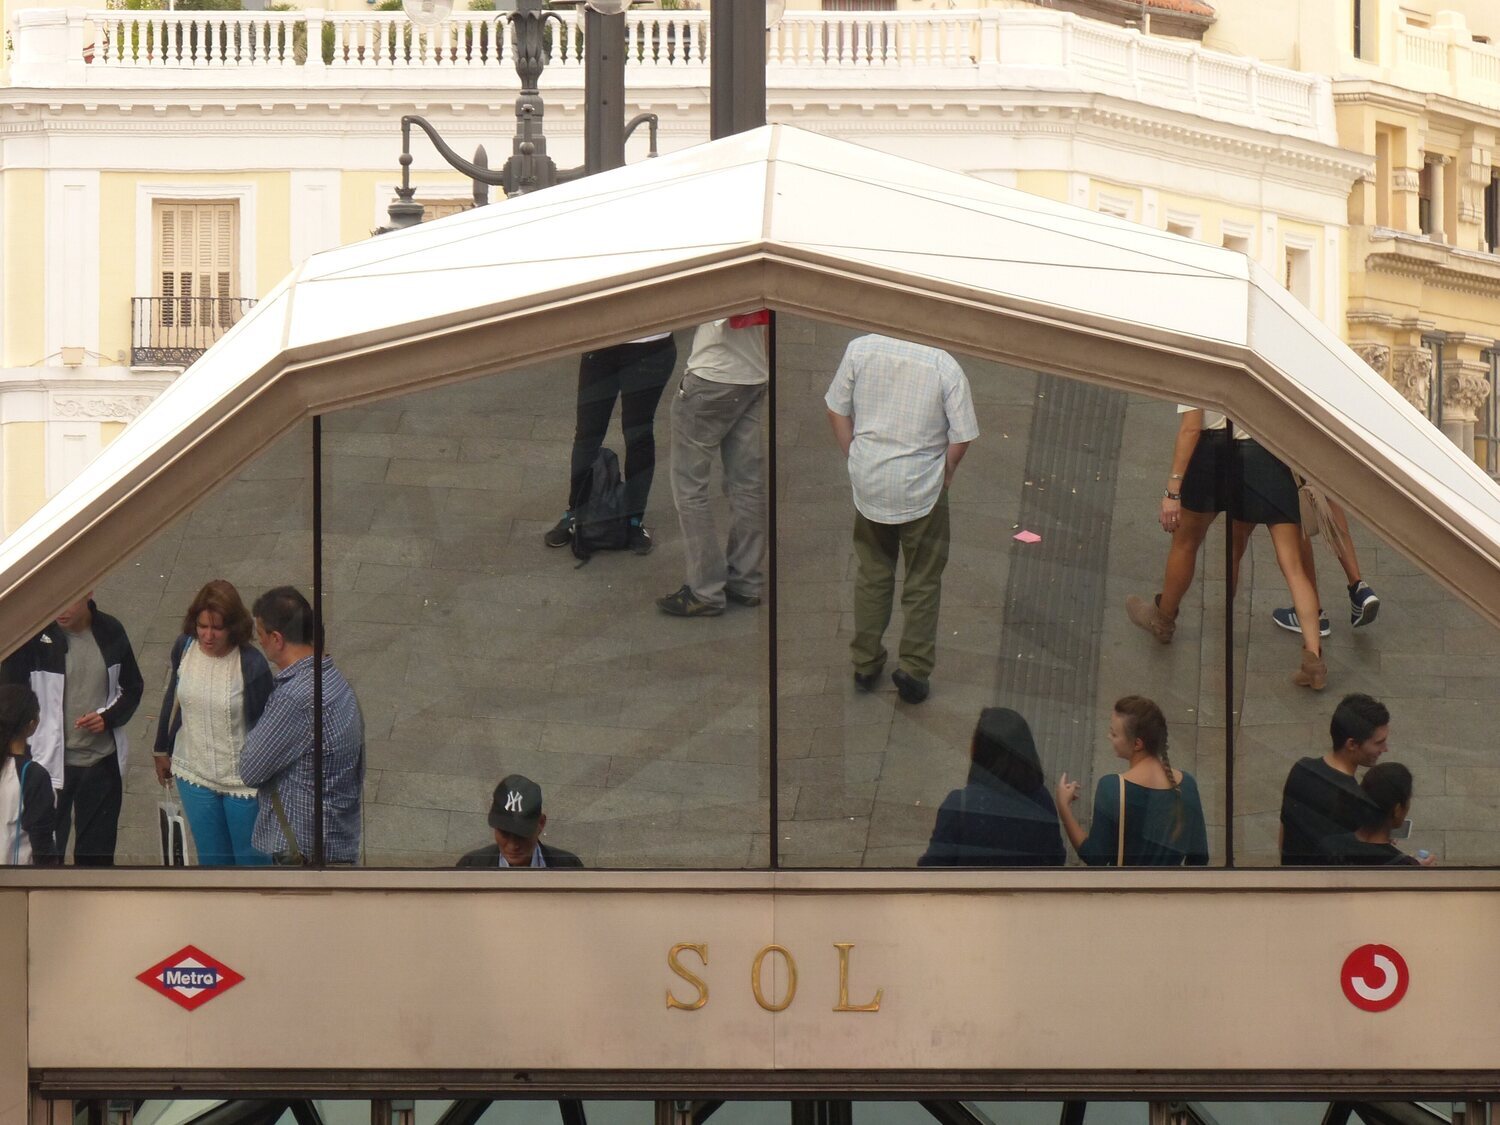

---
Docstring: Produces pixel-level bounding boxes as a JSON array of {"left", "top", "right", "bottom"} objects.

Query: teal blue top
[{"left": 1078, "top": 774, "right": 1209, "bottom": 867}]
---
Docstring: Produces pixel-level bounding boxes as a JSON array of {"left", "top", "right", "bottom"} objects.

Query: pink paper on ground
[{"left": 1013, "top": 530, "right": 1042, "bottom": 544}]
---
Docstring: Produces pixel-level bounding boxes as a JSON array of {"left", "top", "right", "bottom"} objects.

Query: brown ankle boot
[
  {"left": 1126, "top": 593, "right": 1176, "bottom": 644},
  {"left": 1292, "top": 647, "right": 1327, "bottom": 690}
]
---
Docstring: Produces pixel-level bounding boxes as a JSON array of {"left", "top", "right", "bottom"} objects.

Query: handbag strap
[
  {"left": 11, "top": 761, "right": 30, "bottom": 866},
  {"left": 1116, "top": 776, "right": 1127, "bottom": 867},
  {"left": 269, "top": 789, "right": 304, "bottom": 864}
]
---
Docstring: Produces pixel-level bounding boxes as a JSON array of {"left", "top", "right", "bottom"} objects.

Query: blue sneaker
[
  {"left": 1349, "top": 581, "right": 1380, "bottom": 628},
  {"left": 1271, "top": 606, "right": 1330, "bottom": 637}
]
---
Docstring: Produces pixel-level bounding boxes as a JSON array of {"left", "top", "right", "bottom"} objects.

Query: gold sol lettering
[
  {"left": 750, "top": 944, "right": 798, "bottom": 1012},
  {"left": 832, "top": 942, "right": 882, "bottom": 1012},
  {"left": 666, "top": 943, "right": 709, "bottom": 1010}
]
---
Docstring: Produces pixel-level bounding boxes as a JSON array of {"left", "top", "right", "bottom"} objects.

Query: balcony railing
[
  {"left": 132, "top": 296, "right": 257, "bottom": 368},
  {"left": 7, "top": 8, "right": 1333, "bottom": 140},
  {"left": 1379, "top": 10, "right": 1500, "bottom": 111}
]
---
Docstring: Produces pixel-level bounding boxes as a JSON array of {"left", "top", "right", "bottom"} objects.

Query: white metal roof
[{"left": 3, "top": 123, "right": 1498, "bottom": 645}]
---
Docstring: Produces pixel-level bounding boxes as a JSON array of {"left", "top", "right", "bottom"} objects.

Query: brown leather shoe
[
  {"left": 1292, "top": 647, "right": 1328, "bottom": 690},
  {"left": 1125, "top": 594, "right": 1176, "bottom": 644}
]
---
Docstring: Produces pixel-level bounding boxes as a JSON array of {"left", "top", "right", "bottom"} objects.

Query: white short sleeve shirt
[{"left": 825, "top": 334, "right": 979, "bottom": 524}]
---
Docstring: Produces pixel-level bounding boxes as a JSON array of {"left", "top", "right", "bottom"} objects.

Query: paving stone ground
[{"left": 92, "top": 316, "right": 1500, "bottom": 868}]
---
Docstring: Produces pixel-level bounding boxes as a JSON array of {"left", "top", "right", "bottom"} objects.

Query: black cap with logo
[{"left": 488, "top": 773, "right": 543, "bottom": 837}]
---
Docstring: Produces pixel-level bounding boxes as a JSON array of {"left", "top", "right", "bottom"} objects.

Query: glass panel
[
  {"left": 1230, "top": 417, "right": 1500, "bottom": 867},
  {"left": 320, "top": 335, "right": 771, "bottom": 868},
  {"left": 27, "top": 422, "right": 315, "bottom": 867},
  {"left": 776, "top": 316, "right": 1226, "bottom": 867}
]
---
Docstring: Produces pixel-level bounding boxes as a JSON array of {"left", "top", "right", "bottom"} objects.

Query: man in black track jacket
[{"left": 1, "top": 594, "right": 143, "bottom": 864}]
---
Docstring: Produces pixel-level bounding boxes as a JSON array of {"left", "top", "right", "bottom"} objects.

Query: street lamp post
[{"left": 386, "top": 0, "right": 774, "bottom": 230}]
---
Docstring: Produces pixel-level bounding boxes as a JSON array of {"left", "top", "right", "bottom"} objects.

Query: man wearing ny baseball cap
[{"left": 456, "top": 774, "right": 583, "bottom": 868}]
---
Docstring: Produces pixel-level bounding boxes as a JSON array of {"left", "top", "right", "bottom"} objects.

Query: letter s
[{"left": 667, "top": 943, "right": 709, "bottom": 1011}]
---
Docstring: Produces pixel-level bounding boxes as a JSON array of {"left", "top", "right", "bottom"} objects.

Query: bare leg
[
  {"left": 1157, "top": 509, "right": 1217, "bottom": 619},
  {"left": 1326, "top": 501, "right": 1361, "bottom": 585},
  {"left": 1267, "top": 521, "right": 1322, "bottom": 657},
  {"left": 1229, "top": 520, "right": 1253, "bottom": 600}
]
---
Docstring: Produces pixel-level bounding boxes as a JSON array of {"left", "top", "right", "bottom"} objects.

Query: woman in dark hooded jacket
[{"left": 919, "top": 708, "right": 1066, "bottom": 867}]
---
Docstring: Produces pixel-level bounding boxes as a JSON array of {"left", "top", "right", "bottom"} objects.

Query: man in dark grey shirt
[{"left": 1279, "top": 693, "right": 1387, "bottom": 865}]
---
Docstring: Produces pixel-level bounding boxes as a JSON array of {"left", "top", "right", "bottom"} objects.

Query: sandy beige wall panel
[
  {"left": 24, "top": 888, "right": 1500, "bottom": 1072},
  {"left": 0, "top": 894, "right": 25, "bottom": 1125},
  {"left": 28, "top": 890, "right": 777, "bottom": 1070}
]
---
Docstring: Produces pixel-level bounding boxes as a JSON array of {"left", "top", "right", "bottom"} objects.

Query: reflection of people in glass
[
  {"left": 544, "top": 333, "right": 679, "bottom": 554},
  {"left": 1324, "top": 762, "right": 1434, "bottom": 867},
  {"left": 0, "top": 685, "right": 58, "bottom": 866},
  {"left": 825, "top": 335, "right": 978, "bottom": 705},
  {"left": 242, "top": 587, "right": 365, "bottom": 866},
  {"left": 1056, "top": 696, "right": 1208, "bottom": 867},
  {"left": 1279, "top": 692, "right": 1388, "bottom": 865},
  {"left": 656, "top": 313, "right": 770, "bottom": 618},
  {"left": 919, "top": 708, "right": 1064, "bottom": 867},
  {"left": 152, "top": 580, "right": 274, "bottom": 866},
  {"left": 1125, "top": 407, "right": 1325, "bottom": 690},
  {"left": 0, "top": 592, "right": 143, "bottom": 865},
  {"left": 1269, "top": 498, "right": 1380, "bottom": 638}
]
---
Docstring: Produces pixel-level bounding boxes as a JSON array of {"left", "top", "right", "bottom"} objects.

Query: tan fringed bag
[{"left": 1298, "top": 480, "right": 1354, "bottom": 561}]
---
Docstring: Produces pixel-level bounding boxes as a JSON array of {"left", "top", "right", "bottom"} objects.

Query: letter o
[{"left": 751, "top": 944, "right": 798, "bottom": 1012}]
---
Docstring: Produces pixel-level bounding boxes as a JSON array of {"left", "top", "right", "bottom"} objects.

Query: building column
[
  {"left": 1441, "top": 333, "right": 1494, "bottom": 454},
  {"left": 1388, "top": 346, "right": 1433, "bottom": 413},
  {"left": 1426, "top": 154, "right": 1449, "bottom": 241}
]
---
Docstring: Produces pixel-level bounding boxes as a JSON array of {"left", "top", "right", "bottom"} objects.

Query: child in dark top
[
  {"left": 1280, "top": 693, "right": 1388, "bottom": 865},
  {"left": 920, "top": 708, "right": 1065, "bottom": 867},
  {"left": 1325, "top": 761, "right": 1433, "bottom": 867},
  {"left": 0, "top": 684, "right": 58, "bottom": 865}
]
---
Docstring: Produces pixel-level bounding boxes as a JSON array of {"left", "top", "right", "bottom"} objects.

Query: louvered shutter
[{"left": 153, "top": 201, "right": 239, "bottom": 346}]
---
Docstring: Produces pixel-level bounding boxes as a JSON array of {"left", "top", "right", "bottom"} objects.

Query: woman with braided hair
[
  {"left": 1056, "top": 695, "right": 1208, "bottom": 867},
  {"left": 0, "top": 684, "right": 58, "bottom": 865}
]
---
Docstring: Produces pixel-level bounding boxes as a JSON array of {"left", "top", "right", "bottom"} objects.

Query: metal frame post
[
  {"left": 584, "top": 6, "right": 626, "bottom": 175},
  {"left": 711, "top": 0, "right": 767, "bottom": 139}
]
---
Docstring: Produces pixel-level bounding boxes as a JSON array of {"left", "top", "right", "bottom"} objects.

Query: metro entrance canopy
[{"left": 3, "top": 124, "right": 1499, "bottom": 649}]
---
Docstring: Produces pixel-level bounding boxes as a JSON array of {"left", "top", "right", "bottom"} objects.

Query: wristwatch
[{"left": 1164, "top": 489, "right": 1182, "bottom": 500}]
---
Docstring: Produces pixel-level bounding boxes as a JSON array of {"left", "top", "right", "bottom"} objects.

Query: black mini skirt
[{"left": 1179, "top": 430, "right": 1300, "bottom": 526}]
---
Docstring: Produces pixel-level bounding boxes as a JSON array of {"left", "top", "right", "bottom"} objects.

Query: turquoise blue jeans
[{"left": 176, "top": 778, "right": 270, "bottom": 866}]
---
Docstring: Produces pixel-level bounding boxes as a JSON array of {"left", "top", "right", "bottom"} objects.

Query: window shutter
[{"left": 152, "top": 200, "right": 241, "bottom": 349}]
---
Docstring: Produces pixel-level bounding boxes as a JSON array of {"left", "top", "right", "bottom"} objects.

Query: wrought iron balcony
[{"left": 131, "top": 296, "right": 257, "bottom": 368}]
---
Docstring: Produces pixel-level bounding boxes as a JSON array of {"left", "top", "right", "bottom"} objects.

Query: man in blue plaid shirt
[{"left": 241, "top": 586, "right": 365, "bottom": 864}]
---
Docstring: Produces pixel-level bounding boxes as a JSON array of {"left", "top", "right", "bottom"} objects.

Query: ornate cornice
[{"left": 0, "top": 89, "right": 1363, "bottom": 181}]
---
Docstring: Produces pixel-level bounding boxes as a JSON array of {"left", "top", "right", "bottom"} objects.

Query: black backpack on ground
[{"left": 571, "top": 446, "right": 632, "bottom": 563}]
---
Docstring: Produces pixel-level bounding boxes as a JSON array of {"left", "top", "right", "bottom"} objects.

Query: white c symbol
[{"left": 1350, "top": 954, "right": 1400, "bottom": 1002}]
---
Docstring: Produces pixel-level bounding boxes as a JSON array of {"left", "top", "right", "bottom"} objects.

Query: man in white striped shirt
[{"left": 825, "top": 334, "right": 979, "bottom": 704}]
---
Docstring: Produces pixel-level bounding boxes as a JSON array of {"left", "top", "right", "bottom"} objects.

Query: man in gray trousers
[{"left": 656, "top": 311, "right": 770, "bottom": 617}]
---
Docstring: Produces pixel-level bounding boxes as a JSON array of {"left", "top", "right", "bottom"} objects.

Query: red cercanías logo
[
  {"left": 137, "top": 945, "right": 244, "bottom": 1011},
  {"left": 1340, "top": 944, "right": 1409, "bottom": 1012}
]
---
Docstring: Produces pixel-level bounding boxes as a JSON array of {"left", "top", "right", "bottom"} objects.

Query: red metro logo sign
[
  {"left": 1340, "top": 944, "right": 1409, "bottom": 1013},
  {"left": 137, "top": 945, "right": 245, "bottom": 1011}
]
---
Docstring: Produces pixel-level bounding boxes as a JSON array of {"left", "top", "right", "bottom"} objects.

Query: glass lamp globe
[
  {"left": 402, "top": 0, "right": 453, "bottom": 28},
  {"left": 766, "top": 0, "right": 786, "bottom": 26},
  {"left": 584, "top": 0, "right": 631, "bottom": 14}
]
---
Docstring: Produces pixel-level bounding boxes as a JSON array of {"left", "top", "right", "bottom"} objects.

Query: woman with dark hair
[
  {"left": 153, "top": 579, "right": 274, "bottom": 865},
  {"left": 1324, "top": 762, "right": 1433, "bottom": 866},
  {"left": 919, "top": 708, "right": 1065, "bottom": 866},
  {"left": 1056, "top": 695, "right": 1209, "bottom": 867},
  {"left": 0, "top": 684, "right": 58, "bottom": 865}
]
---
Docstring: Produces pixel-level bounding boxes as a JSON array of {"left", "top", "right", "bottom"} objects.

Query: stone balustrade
[{"left": 7, "top": 6, "right": 1332, "bottom": 140}]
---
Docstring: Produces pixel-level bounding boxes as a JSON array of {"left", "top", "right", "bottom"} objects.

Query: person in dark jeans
[
  {"left": 0, "top": 594, "right": 143, "bottom": 865},
  {"left": 544, "top": 333, "right": 678, "bottom": 554}
]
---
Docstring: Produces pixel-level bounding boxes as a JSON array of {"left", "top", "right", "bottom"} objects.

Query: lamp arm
[
  {"left": 402, "top": 115, "right": 510, "bottom": 186},
  {"left": 623, "top": 112, "right": 660, "bottom": 158}
]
